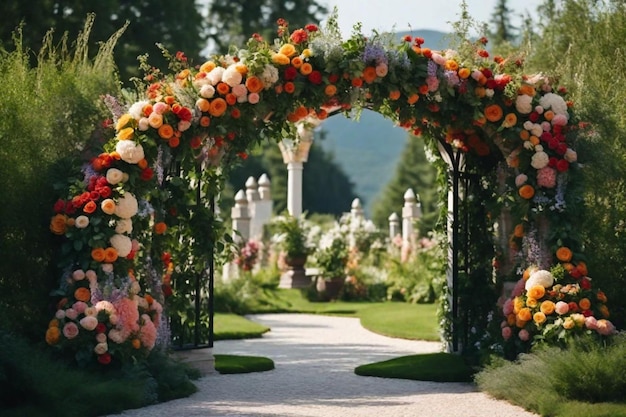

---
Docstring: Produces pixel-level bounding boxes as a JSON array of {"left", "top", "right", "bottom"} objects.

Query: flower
[
  {"left": 525, "top": 270, "right": 554, "bottom": 290},
  {"left": 115, "top": 140, "right": 145, "bottom": 164},
  {"left": 115, "top": 193, "right": 138, "bottom": 218}
]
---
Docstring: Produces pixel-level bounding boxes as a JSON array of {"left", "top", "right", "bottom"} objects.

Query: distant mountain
[{"left": 315, "top": 29, "right": 448, "bottom": 216}]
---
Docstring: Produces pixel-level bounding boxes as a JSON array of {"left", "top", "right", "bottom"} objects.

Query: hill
[{"left": 315, "top": 29, "right": 447, "bottom": 216}]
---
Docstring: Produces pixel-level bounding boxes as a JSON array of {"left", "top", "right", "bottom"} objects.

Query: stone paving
[{"left": 110, "top": 313, "right": 539, "bottom": 417}]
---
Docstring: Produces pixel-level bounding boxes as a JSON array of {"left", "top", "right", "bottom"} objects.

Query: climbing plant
[{"left": 46, "top": 8, "right": 616, "bottom": 367}]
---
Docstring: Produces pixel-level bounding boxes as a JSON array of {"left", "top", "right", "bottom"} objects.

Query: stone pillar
[
  {"left": 246, "top": 176, "right": 261, "bottom": 239},
  {"left": 286, "top": 161, "right": 304, "bottom": 218},
  {"left": 254, "top": 174, "right": 273, "bottom": 237},
  {"left": 351, "top": 198, "right": 364, "bottom": 219},
  {"left": 402, "top": 188, "right": 422, "bottom": 244},
  {"left": 388, "top": 212, "right": 400, "bottom": 240},
  {"left": 231, "top": 189, "right": 250, "bottom": 242}
]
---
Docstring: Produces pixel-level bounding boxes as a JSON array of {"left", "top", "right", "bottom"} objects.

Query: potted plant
[
  {"left": 270, "top": 214, "right": 312, "bottom": 264},
  {"left": 314, "top": 226, "right": 349, "bottom": 299}
]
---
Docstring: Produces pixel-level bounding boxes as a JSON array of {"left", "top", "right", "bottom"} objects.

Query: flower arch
[{"left": 46, "top": 14, "right": 616, "bottom": 366}]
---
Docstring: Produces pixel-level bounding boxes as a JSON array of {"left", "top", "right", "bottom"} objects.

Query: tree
[
  {"left": 205, "top": 0, "right": 328, "bottom": 54},
  {"left": 488, "top": 0, "right": 518, "bottom": 50},
  {"left": 371, "top": 134, "right": 439, "bottom": 235},
  {"left": 0, "top": 0, "right": 207, "bottom": 84}
]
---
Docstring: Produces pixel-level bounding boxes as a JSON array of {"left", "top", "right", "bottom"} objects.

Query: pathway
[{"left": 111, "top": 313, "right": 539, "bottom": 417}]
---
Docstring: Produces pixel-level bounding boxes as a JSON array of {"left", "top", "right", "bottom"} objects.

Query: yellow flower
[
  {"left": 278, "top": 43, "right": 296, "bottom": 57},
  {"left": 115, "top": 114, "right": 134, "bottom": 131},
  {"left": 533, "top": 311, "right": 547, "bottom": 325},
  {"left": 271, "top": 53, "right": 290, "bottom": 65},
  {"left": 563, "top": 317, "right": 575, "bottom": 329}
]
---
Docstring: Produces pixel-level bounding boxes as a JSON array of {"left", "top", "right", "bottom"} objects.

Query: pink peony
[
  {"left": 65, "top": 308, "right": 78, "bottom": 320},
  {"left": 503, "top": 299, "right": 514, "bottom": 316},
  {"left": 139, "top": 315, "right": 157, "bottom": 350},
  {"left": 113, "top": 297, "right": 140, "bottom": 338},
  {"left": 73, "top": 301, "right": 87, "bottom": 314},
  {"left": 596, "top": 319, "right": 616, "bottom": 336},
  {"left": 63, "top": 322, "right": 79, "bottom": 339},
  {"left": 584, "top": 316, "right": 598, "bottom": 330},
  {"left": 79, "top": 316, "right": 98, "bottom": 331},
  {"left": 537, "top": 167, "right": 557, "bottom": 188}
]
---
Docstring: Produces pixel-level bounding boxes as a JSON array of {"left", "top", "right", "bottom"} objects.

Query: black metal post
[
  {"left": 194, "top": 180, "right": 202, "bottom": 347},
  {"left": 208, "top": 196, "right": 215, "bottom": 348}
]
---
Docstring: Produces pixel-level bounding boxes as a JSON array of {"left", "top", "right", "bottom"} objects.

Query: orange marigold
[
  {"left": 389, "top": 90, "right": 401, "bottom": 100},
  {"left": 324, "top": 84, "right": 337, "bottom": 96},
  {"left": 578, "top": 297, "right": 591, "bottom": 311},
  {"left": 154, "top": 222, "right": 167, "bottom": 235},
  {"left": 362, "top": 66, "right": 377, "bottom": 83},
  {"left": 158, "top": 124, "right": 174, "bottom": 140},
  {"left": 245, "top": 76, "right": 263, "bottom": 93},
  {"left": 518, "top": 184, "right": 535, "bottom": 199},
  {"left": 209, "top": 98, "right": 227, "bottom": 117},
  {"left": 74, "top": 287, "right": 91, "bottom": 302},
  {"left": 284, "top": 82, "right": 296, "bottom": 94},
  {"left": 50, "top": 214, "right": 68, "bottom": 235},
  {"left": 300, "top": 63, "right": 313, "bottom": 76}
]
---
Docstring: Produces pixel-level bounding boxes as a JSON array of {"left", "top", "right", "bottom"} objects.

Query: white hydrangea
[
  {"left": 115, "top": 140, "right": 144, "bottom": 164},
  {"left": 539, "top": 92, "right": 569, "bottom": 116},
  {"left": 531, "top": 151, "right": 550, "bottom": 169},
  {"left": 128, "top": 100, "right": 149, "bottom": 120},
  {"left": 206, "top": 67, "right": 225, "bottom": 85},
  {"left": 115, "top": 218, "right": 134, "bottom": 234},
  {"left": 525, "top": 270, "right": 555, "bottom": 290},
  {"left": 260, "top": 64, "right": 279, "bottom": 88},
  {"left": 222, "top": 64, "right": 243, "bottom": 87},
  {"left": 115, "top": 193, "right": 138, "bottom": 219},
  {"left": 106, "top": 168, "right": 124, "bottom": 185},
  {"left": 110, "top": 234, "right": 132, "bottom": 257}
]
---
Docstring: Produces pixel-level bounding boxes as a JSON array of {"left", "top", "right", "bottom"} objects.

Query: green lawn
[{"left": 214, "top": 313, "right": 270, "bottom": 340}]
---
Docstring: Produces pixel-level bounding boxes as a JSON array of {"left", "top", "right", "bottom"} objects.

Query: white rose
[
  {"left": 564, "top": 148, "right": 578, "bottom": 163},
  {"left": 115, "top": 140, "right": 144, "bottom": 164},
  {"left": 523, "top": 121, "right": 534, "bottom": 130},
  {"left": 110, "top": 234, "right": 132, "bottom": 257},
  {"left": 96, "top": 333, "right": 107, "bottom": 343},
  {"left": 115, "top": 193, "right": 138, "bottom": 219},
  {"left": 199, "top": 84, "right": 215, "bottom": 99},
  {"left": 539, "top": 92, "right": 568, "bottom": 115},
  {"left": 106, "top": 168, "right": 124, "bottom": 185},
  {"left": 485, "top": 89, "right": 494, "bottom": 98},
  {"left": 72, "top": 269, "right": 86, "bottom": 281},
  {"left": 530, "top": 124, "right": 543, "bottom": 137},
  {"left": 79, "top": 315, "right": 99, "bottom": 331},
  {"left": 206, "top": 67, "right": 225, "bottom": 85},
  {"left": 101, "top": 263, "right": 114, "bottom": 273},
  {"left": 531, "top": 151, "right": 550, "bottom": 169},
  {"left": 75, "top": 215, "right": 90, "bottom": 229},
  {"left": 137, "top": 117, "right": 150, "bottom": 131},
  {"left": 94, "top": 342, "right": 108, "bottom": 355},
  {"left": 515, "top": 94, "right": 533, "bottom": 114},
  {"left": 95, "top": 300, "right": 115, "bottom": 313},
  {"left": 128, "top": 100, "right": 149, "bottom": 120},
  {"left": 115, "top": 218, "right": 133, "bottom": 234},
  {"left": 525, "top": 270, "right": 555, "bottom": 290}
]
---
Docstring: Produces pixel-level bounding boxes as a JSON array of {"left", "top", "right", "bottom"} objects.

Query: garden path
[{"left": 111, "top": 313, "right": 539, "bottom": 417}]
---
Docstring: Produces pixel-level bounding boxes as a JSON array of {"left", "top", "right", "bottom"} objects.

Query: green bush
[{"left": 0, "top": 18, "right": 122, "bottom": 340}]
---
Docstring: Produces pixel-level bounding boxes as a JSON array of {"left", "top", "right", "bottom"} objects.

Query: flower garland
[{"left": 48, "top": 13, "right": 616, "bottom": 365}]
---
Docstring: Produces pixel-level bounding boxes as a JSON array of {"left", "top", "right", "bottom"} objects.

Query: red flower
[
  {"left": 161, "top": 252, "right": 171, "bottom": 264},
  {"left": 237, "top": 152, "right": 248, "bottom": 159},
  {"left": 548, "top": 157, "right": 558, "bottom": 168},
  {"left": 98, "top": 186, "right": 112, "bottom": 199},
  {"left": 556, "top": 159, "right": 570, "bottom": 172},
  {"left": 529, "top": 112, "right": 540, "bottom": 122},
  {"left": 580, "top": 277, "right": 592, "bottom": 290},
  {"left": 403, "top": 35, "right": 412, "bottom": 42},
  {"left": 477, "top": 49, "right": 489, "bottom": 58},
  {"left": 305, "top": 24, "right": 318, "bottom": 32},
  {"left": 98, "top": 353, "right": 112, "bottom": 365},
  {"left": 96, "top": 323, "right": 107, "bottom": 334},
  {"left": 328, "top": 73, "right": 339, "bottom": 84},
  {"left": 284, "top": 66, "right": 298, "bottom": 81},
  {"left": 162, "top": 284, "right": 173, "bottom": 297},
  {"left": 479, "top": 36, "right": 489, "bottom": 45},
  {"left": 175, "top": 51, "right": 187, "bottom": 62},
  {"left": 290, "top": 29, "right": 308, "bottom": 44},
  {"left": 414, "top": 37, "right": 425, "bottom": 46},
  {"left": 176, "top": 106, "right": 193, "bottom": 122},
  {"left": 481, "top": 68, "right": 493, "bottom": 78},
  {"left": 308, "top": 70, "right": 323, "bottom": 85},
  {"left": 140, "top": 168, "right": 154, "bottom": 181},
  {"left": 53, "top": 199, "right": 66, "bottom": 213}
]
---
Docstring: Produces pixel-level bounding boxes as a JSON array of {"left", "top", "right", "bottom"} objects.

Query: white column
[
  {"left": 402, "top": 188, "right": 422, "bottom": 243},
  {"left": 231, "top": 189, "right": 250, "bottom": 242},
  {"left": 286, "top": 161, "right": 304, "bottom": 218},
  {"left": 351, "top": 198, "right": 364, "bottom": 219},
  {"left": 246, "top": 176, "right": 261, "bottom": 239},
  {"left": 254, "top": 173, "right": 273, "bottom": 238}
]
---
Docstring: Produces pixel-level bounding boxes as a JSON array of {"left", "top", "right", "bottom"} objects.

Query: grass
[
  {"left": 214, "top": 354, "right": 275, "bottom": 374},
  {"left": 214, "top": 313, "right": 270, "bottom": 340},
  {"left": 358, "top": 302, "right": 440, "bottom": 341},
  {"left": 355, "top": 352, "right": 474, "bottom": 382}
]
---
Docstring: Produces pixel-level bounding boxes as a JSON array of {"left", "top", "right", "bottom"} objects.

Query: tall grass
[{"left": 476, "top": 333, "right": 626, "bottom": 417}]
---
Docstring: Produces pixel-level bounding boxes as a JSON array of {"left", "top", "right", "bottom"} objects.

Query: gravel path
[{"left": 111, "top": 313, "right": 538, "bottom": 417}]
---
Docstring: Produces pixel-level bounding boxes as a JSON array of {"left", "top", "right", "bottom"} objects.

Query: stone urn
[
  {"left": 316, "top": 276, "right": 345, "bottom": 301},
  {"left": 279, "top": 255, "right": 311, "bottom": 289}
]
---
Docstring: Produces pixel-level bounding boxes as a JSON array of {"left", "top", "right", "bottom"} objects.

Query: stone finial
[
  {"left": 258, "top": 173, "right": 271, "bottom": 201},
  {"left": 245, "top": 176, "right": 260, "bottom": 202}
]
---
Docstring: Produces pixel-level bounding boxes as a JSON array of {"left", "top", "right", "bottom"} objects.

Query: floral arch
[{"left": 46, "top": 15, "right": 616, "bottom": 367}]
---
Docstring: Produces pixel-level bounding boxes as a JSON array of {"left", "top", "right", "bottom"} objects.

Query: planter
[
  {"left": 279, "top": 255, "right": 311, "bottom": 289},
  {"left": 316, "top": 276, "right": 345, "bottom": 301}
]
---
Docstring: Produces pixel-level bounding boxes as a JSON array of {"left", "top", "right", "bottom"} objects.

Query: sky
[{"left": 321, "top": 0, "right": 545, "bottom": 37}]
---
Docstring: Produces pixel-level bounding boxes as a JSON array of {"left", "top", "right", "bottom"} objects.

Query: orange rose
[
  {"left": 104, "top": 247, "right": 118, "bottom": 263},
  {"left": 284, "top": 82, "right": 296, "bottom": 94},
  {"left": 50, "top": 214, "right": 68, "bottom": 235},
  {"left": 533, "top": 311, "right": 547, "bottom": 325},
  {"left": 407, "top": 93, "right": 419, "bottom": 105},
  {"left": 245, "top": 76, "right": 263, "bottom": 93},
  {"left": 299, "top": 63, "right": 313, "bottom": 76},
  {"left": 518, "top": 84, "right": 535, "bottom": 96},
  {"left": 131, "top": 338, "right": 142, "bottom": 349},
  {"left": 101, "top": 199, "right": 116, "bottom": 215},
  {"left": 362, "top": 66, "right": 377, "bottom": 83},
  {"left": 154, "top": 222, "right": 167, "bottom": 235},
  {"left": 83, "top": 201, "right": 97, "bottom": 214},
  {"left": 444, "top": 59, "right": 459, "bottom": 71},
  {"left": 74, "top": 287, "right": 91, "bottom": 302},
  {"left": 598, "top": 304, "right": 610, "bottom": 318},
  {"left": 519, "top": 130, "right": 530, "bottom": 140},
  {"left": 527, "top": 285, "right": 546, "bottom": 300},
  {"left": 513, "top": 296, "right": 525, "bottom": 314},
  {"left": 324, "top": 84, "right": 337, "bottom": 96},
  {"left": 169, "top": 137, "right": 180, "bottom": 148},
  {"left": 290, "top": 56, "right": 303, "bottom": 68},
  {"left": 158, "top": 124, "right": 174, "bottom": 139},
  {"left": 45, "top": 327, "right": 61, "bottom": 345},
  {"left": 540, "top": 300, "right": 556, "bottom": 315},
  {"left": 389, "top": 90, "right": 401, "bottom": 100},
  {"left": 597, "top": 290, "right": 608, "bottom": 303},
  {"left": 484, "top": 104, "right": 503, "bottom": 122},
  {"left": 556, "top": 247, "right": 573, "bottom": 262},
  {"left": 208, "top": 98, "right": 227, "bottom": 117},
  {"left": 458, "top": 67, "right": 470, "bottom": 79},
  {"left": 91, "top": 247, "right": 106, "bottom": 262},
  {"left": 518, "top": 184, "right": 535, "bottom": 199},
  {"left": 199, "top": 116, "right": 211, "bottom": 127},
  {"left": 502, "top": 113, "right": 517, "bottom": 128},
  {"left": 576, "top": 261, "right": 588, "bottom": 276},
  {"left": 513, "top": 224, "right": 524, "bottom": 238},
  {"left": 517, "top": 307, "right": 532, "bottom": 322},
  {"left": 578, "top": 297, "right": 591, "bottom": 311},
  {"left": 526, "top": 297, "right": 538, "bottom": 308},
  {"left": 216, "top": 82, "right": 230, "bottom": 95},
  {"left": 196, "top": 98, "right": 210, "bottom": 112}
]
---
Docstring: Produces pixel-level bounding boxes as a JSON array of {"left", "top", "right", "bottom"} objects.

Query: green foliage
[
  {"left": 214, "top": 354, "right": 275, "bottom": 374},
  {"left": 214, "top": 313, "right": 270, "bottom": 340},
  {"left": 355, "top": 352, "right": 474, "bottom": 383},
  {"left": 476, "top": 334, "right": 626, "bottom": 416},
  {"left": 0, "top": 17, "right": 121, "bottom": 340}
]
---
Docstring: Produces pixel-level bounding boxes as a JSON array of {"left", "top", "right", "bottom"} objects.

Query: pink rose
[
  {"left": 72, "top": 269, "right": 86, "bottom": 281},
  {"left": 518, "top": 329, "right": 530, "bottom": 341},
  {"left": 596, "top": 319, "right": 616, "bottom": 336},
  {"left": 501, "top": 326, "right": 512, "bottom": 340},
  {"left": 584, "top": 316, "right": 598, "bottom": 330},
  {"left": 503, "top": 299, "right": 514, "bottom": 316},
  {"left": 248, "top": 93, "right": 260, "bottom": 104},
  {"left": 555, "top": 301, "right": 569, "bottom": 315},
  {"left": 63, "top": 322, "right": 79, "bottom": 339},
  {"left": 73, "top": 301, "right": 87, "bottom": 314},
  {"left": 65, "top": 308, "right": 78, "bottom": 320}
]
